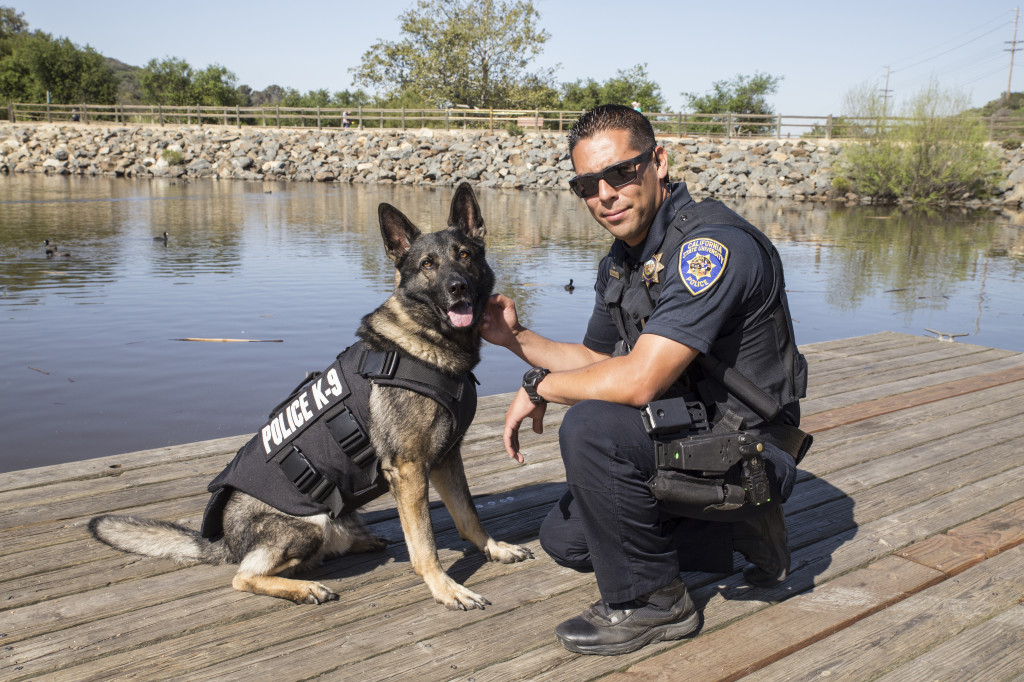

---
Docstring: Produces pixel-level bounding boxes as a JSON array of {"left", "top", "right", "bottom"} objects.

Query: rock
[{"left": 0, "top": 122, "right": 1015, "bottom": 204}]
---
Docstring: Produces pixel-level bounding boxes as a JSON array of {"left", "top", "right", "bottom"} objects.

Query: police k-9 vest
[
  {"left": 200, "top": 341, "right": 477, "bottom": 540},
  {"left": 603, "top": 191, "right": 809, "bottom": 450}
]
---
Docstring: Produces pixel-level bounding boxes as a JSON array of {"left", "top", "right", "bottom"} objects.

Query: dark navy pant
[{"left": 538, "top": 399, "right": 795, "bottom": 603}]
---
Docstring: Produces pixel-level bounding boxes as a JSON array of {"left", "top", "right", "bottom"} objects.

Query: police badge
[
  {"left": 642, "top": 252, "right": 665, "bottom": 285},
  {"left": 678, "top": 238, "right": 728, "bottom": 295}
]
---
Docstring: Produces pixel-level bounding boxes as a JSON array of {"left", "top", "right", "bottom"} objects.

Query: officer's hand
[
  {"left": 503, "top": 388, "right": 545, "bottom": 464},
  {"left": 481, "top": 293, "right": 521, "bottom": 348}
]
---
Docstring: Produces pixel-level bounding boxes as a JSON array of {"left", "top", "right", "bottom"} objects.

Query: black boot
[
  {"left": 733, "top": 503, "right": 790, "bottom": 587},
  {"left": 554, "top": 577, "right": 700, "bottom": 655}
]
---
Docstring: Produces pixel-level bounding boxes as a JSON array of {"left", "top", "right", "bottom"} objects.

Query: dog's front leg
[
  {"left": 430, "top": 450, "right": 534, "bottom": 564},
  {"left": 386, "top": 460, "right": 490, "bottom": 611}
]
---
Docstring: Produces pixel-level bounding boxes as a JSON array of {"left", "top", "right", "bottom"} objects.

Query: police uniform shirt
[{"left": 583, "top": 182, "right": 773, "bottom": 359}]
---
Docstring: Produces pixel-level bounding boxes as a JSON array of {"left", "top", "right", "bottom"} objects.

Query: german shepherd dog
[{"left": 90, "top": 183, "right": 533, "bottom": 610}]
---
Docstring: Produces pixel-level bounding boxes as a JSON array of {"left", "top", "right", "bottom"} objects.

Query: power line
[
  {"left": 889, "top": 11, "right": 1011, "bottom": 72},
  {"left": 899, "top": 52, "right": 1006, "bottom": 90},
  {"left": 961, "top": 64, "right": 1013, "bottom": 87},
  {"left": 892, "top": 22, "right": 1010, "bottom": 75}
]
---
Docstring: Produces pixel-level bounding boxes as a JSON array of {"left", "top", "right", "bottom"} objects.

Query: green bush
[
  {"left": 505, "top": 122, "right": 524, "bottom": 137},
  {"left": 160, "top": 149, "right": 184, "bottom": 166},
  {"left": 833, "top": 82, "right": 1001, "bottom": 203}
]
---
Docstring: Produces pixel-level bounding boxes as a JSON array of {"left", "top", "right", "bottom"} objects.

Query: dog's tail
[{"left": 89, "top": 514, "right": 229, "bottom": 565}]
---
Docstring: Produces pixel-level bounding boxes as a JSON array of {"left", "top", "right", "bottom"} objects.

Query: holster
[{"left": 642, "top": 398, "right": 772, "bottom": 512}]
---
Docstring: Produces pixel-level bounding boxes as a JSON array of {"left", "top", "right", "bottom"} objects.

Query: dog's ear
[
  {"left": 448, "top": 182, "right": 486, "bottom": 241},
  {"left": 378, "top": 203, "right": 421, "bottom": 262}
]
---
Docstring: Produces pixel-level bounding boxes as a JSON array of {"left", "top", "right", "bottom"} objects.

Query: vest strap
[
  {"left": 358, "top": 347, "right": 466, "bottom": 403},
  {"left": 277, "top": 445, "right": 345, "bottom": 517}
]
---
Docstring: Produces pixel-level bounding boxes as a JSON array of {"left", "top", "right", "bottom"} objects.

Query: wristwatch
[{"left": 522, "top": 367, "right": 550, "bottom": 404}]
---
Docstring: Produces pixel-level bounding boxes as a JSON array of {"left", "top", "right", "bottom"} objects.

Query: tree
[
  {"left": 249, "top": 84, "right": 288, "bottom": 106},
  {"left": 0, "top": 6, "right": 27, "bottom": 42},
  {"left": 22, "top": 37, "right": 116, "bottom": 103},
  {"left": 352, "top": 0, "right": 556, "bottom": 108},
  {"left": 561, "top": 64, "right": 665, "bottom": 112},
  {"left": 1, "top": 9, "right": 117, "bottom": 106},
  {"left": 333, "top": 89, "right": 372, "bottom": 108},
  {"left": 191, "top": 64, "right": 242, "bottom": 106},
  {"left": 683, "top": 72, "right": 782, "bottom": 134},
  {"left": 0, "top": 31, "right": 116, "bottom": 105},
  {"left": 138, "top": 57, "right": 194, "bottom": 106}
]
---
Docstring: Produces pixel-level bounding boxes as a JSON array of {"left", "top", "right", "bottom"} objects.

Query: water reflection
[{"left": 1, "top": 175, "right": 1022, "bottom": 472}]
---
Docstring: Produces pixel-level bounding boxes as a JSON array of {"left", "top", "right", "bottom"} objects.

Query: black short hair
[{"left": 567, "top": 104, "right": 656, "bottom": 163}]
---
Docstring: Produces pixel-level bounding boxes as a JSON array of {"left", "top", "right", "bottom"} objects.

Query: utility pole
[
  {"left": 880, "top": 65, "right": 893, "bottom": 117},
  {"left": 1007, "top": 7, "right": 1021, "bottom": 103}
]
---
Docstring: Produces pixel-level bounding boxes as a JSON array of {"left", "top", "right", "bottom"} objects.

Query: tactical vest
[
  {"left": 603, "top": 197, "right": 809, "bottom": 436},
  {"left": 200, "top": 341, "right": 477, "bottom": 540}
]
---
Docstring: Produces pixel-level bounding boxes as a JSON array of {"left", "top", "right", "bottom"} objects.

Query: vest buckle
[{"left": 359, "top": 348, "right": 399, "bottom": 380}]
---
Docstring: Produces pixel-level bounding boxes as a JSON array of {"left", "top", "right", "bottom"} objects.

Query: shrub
[
  {"left": 505, "top": 122, "right": 524, "bottom": 137},
  {"left": 833, "top": 81, "right": 1002, "bottom": 203},
  {"left": 160, "top": 149, "right": 184, "bottom": 166}
]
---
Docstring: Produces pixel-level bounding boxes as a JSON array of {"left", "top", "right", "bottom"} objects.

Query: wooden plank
[
  {"left": 802, "top": 364, "right": 1024, "bottom": 433},
  {"left": 0, "top": 435, "right": 246, "bottom": 493},
  {"left": 809, "top": 340, "right": 996, "bottom": 382},
  {"left": 745, "top": 544, "right": 1024, "bottom": 682},
  {"left": 2, "top": 332, "right": 1022, "bottom": 682},
  {"left": 787, "top": 425, "right": 1024, "bottom": 552},
  {"left": 795, "top": 381, "right": 1024, "bottom": 486},
  {"left": 29, "top": 540, "right": 583, "bottom": 681},
  {"left": 29, "top": 391, "right": 1023, "bottom": 623},
  {"left": 873, "top": 604, "right": 1024, "bottom": 682},
  {"left": 602, "top": 555, "right": 943, "bottom": 682},
  {"left": 427, "top": 466, "right": 1024, "bottom": 682},
  {"left": 898, "top": 499, "right": 1024, "bottom": 574},
  {"left": 801, "top": 332, "right": 929, "bottom": 358},
  {"left": 947, "top": 497, "right": 1024, "bottom": 555},
  {"left": 807, "top": 338, "right": 991, "bottom": 384},
  {"left": 803, "top": 354, "right": 1024, "bottom": 417},
  {"left": 801, "top": 464, "right": 1024, "bottom": 584},
  {"left": 808, "top": 347, "right": 1013, "bottom": 398},
  {"left": 0, "top": 482, "right": 562, "bottom": 622}
]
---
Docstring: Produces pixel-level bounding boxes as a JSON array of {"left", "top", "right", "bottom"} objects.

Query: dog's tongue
[{"left": 447, "top": 303, "right": 474, "bottom": 328}]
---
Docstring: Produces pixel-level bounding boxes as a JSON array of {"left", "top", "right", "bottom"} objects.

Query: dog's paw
[
  {"left": 349, "top": 533, "right": 389, "bottom": 554},
  {"left": 484, "top": 539, "right": 534, "bottom": 564},
  {"left": 431, "top": 576, "right": 491, "bottom": 611},
  {"left": 293, "top": 581, "right": 339, "bottom": 605}
]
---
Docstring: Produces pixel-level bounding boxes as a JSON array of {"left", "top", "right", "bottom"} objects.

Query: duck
[
  {"left": 44, "top": 239, "right": 70, "bottom": 258},
  {"left": 564, "top": 279, "right": 575, "bottom": 292},
  {"left": 153, "top": 231, "right": 168, "bottom": 243}
]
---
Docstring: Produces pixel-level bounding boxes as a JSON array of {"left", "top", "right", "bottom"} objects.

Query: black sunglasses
[{"left": 568, "top": 146, "right": 657, "bottom": 198}]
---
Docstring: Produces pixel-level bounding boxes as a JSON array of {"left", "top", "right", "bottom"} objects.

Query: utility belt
[{"left": 642, "top": 397, "right": 800, "bottom": 512}]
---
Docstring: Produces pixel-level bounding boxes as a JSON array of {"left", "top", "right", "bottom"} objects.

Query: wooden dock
[{"left": 2, "top": 332, "right": 1024, "bottom": 681}]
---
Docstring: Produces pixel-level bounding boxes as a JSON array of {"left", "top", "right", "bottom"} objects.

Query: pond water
[{"left": 1, "top": 175, "right": 1022, "bottom": 473}]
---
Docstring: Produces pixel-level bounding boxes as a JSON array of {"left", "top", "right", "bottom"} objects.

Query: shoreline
[{"left": 2, "top": 122, "right": 1024, "bottom": 210}]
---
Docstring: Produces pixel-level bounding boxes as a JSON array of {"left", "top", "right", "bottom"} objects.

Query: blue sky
[{"left": 18, "top": 1, "right": 1022, "bottom": 114}]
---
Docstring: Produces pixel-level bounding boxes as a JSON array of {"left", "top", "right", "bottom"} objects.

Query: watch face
[{"left": 523, "top": 368, "right": 548, "bottom": 402}]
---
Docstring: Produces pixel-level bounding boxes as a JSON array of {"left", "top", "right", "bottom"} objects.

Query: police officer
[{"left": 482, "top": 104, "right": 809, "bottom": 656}]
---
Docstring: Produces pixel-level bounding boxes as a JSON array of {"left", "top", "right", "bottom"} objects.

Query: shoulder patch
[{"left": 678, "top": 238, "right": 728, "bottom": 296}]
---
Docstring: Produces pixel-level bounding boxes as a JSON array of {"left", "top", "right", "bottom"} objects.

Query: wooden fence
[{"left": 6, "top": 102, "right": 1024, "bottom": 141}]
